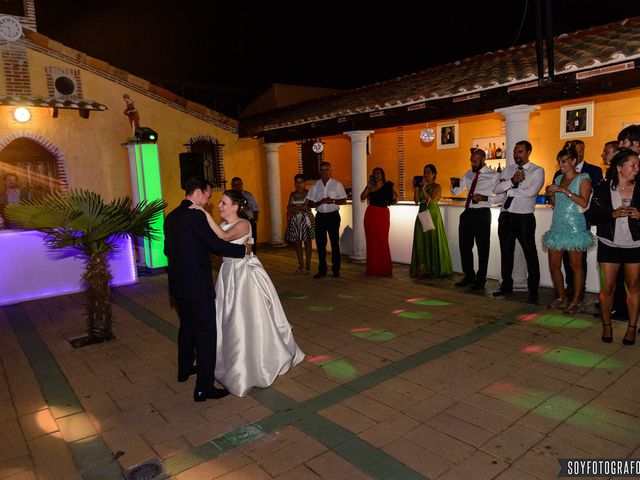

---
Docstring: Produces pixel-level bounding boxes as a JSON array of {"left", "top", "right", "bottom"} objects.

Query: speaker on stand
[{"left": 179, "top": 152, "right": 204, "bottom": 189}]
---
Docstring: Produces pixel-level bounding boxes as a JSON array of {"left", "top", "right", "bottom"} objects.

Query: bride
[{"left": 191, "top": 189, "right": 305, "bottom": 397}]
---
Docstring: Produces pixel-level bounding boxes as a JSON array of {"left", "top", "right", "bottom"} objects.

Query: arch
[{"left": 0, "top": 131, "right": 69, "bottom": 194}]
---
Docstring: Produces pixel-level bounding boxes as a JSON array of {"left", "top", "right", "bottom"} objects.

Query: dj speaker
[{"left": 179, "top": 152, "right": 204, "bottom": 189}]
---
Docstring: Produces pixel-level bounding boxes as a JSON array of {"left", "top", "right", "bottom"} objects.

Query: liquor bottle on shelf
[
  {"left": 494, "top": 144, "right": 502, "bottom": 159},
  {"left": 500, "top": 142, "right": 506, "bottom": 158},
  {"left": 490, "top": 143, "right": 496, "bottom": 159},
  {"left": 497, "top": 163, "right": 502, "bottom": 173}
]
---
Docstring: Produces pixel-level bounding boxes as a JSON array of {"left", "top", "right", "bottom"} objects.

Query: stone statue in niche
[{"left": 123, "top": 94, "right": 140, "bottom": 136}]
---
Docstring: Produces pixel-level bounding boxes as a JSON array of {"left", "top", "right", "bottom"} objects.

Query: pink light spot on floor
[
  {"left": 350, "top": 327, "right": 371, "bottom": 333},
  {"left": 522, "top": 345, "right": 546, "bottom": 353},
  {"left": 518, "top": 313, "right": 539, "bottom": 321},
  {"left": 406, "top": 297, "right": 425, "bottom": 303},
  {"left": 307, "top": 354, "right": 331, "bottom": 364},
  {"left": 390, "top": 309, "right": 407, "bottom": 314}
]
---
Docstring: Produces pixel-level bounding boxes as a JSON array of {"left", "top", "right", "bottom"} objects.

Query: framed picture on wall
[
  {"left": 437, "top": 121, "right": 459, "bottom": 150},
  {"left": 560, "top": 101, "right": 594, "bottom": 139}
]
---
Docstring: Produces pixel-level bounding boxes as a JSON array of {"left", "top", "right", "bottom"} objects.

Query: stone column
[
  {"left": 494, "top": 105, "right": 540, "bottom": 166},
  {"left": 494, "top": 104, "right": 541, "bottom": 290},
  {"left": 344, "top": 130, "right": 373, "bottom": 262},
  {"left": 263, "top": 142, "right": 286, "bottom": 246}
]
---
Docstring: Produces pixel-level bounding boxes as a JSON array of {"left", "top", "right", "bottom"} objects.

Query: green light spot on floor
[
  {"left": 563, "top": 318, "right": 594, "bottom": 329},
  {"left": 352, "top": 329, "right": 396, "bottom": 342},
  {"left": 218, "top": 425, "right": 264, "bottom": 446},
  {"left": 279, "top": 292, "right": 309, "bottom": 300},
  {"left": 308, "top": 306, "right": 335, "bottom": 312},
  {"left": 411, "top": 299, "right": 451, "bottom": 306},
  {"left": 541, "top": 346, "right": 607, "bottom": 368},
  {"left": 531, "top": 395, "right": 585, "bottom": 421},
  {"left": 396, "top": 311, "right": 432, "bottom": 319},
  {"left": 533, "top": 314, "right": 576, "bottom": 328},
  {"left": 322, "top": 359, "right": 358, "bottom": 379},
  {"left": 597, "top": 357, "right": 623, "bottom": 369}
]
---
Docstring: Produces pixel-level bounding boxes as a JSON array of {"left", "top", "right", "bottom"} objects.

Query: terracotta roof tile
[{"left": 243, "top": 17, "right": 640, "bottom": 133}]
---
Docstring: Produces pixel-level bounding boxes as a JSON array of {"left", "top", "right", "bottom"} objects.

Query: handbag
[{"left": 417, "top": 209, "right": 435, "bottom": 232}]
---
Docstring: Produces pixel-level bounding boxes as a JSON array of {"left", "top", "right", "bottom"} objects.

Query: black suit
[
  {"left": 553, "top": 162, "right": 603, "bottom": 294},
  {"left": 164, "top": 199, "right": 245, "bottom": 391}
]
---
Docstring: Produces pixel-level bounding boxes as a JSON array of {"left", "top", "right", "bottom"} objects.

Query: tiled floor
[{"left": 1, "top": 246, "right": 639, "bottom": 479}]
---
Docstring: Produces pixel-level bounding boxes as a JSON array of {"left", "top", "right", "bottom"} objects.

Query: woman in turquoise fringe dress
[
  {"left": 542, "top": 143, "right": 596, "bottom": 314},
  {"left": 410, "top": 164, "right": 453, "bottom": 277}
]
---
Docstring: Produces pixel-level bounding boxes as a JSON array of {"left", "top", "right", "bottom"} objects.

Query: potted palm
[{"left": 3, "top": 189, "right": 166, "bottom": 345}]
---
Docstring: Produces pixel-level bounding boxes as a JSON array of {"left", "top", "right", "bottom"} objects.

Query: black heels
[
  {"left": 602, "top": 323, "right": 613, "bottom": 343},
  {"left": 623, "top": 325, "right": 637, "bottom": 346}
]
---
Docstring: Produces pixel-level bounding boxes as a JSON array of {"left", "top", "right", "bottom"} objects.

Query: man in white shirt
[
  {"left": 305, "top": 161, "right": 347, "bottom": 278},
  {"left": 450, "top": 148, "right": 499, "bottom": 290},
  {"left": 493, "top": 140, "right": 545, "bottom": 302}
]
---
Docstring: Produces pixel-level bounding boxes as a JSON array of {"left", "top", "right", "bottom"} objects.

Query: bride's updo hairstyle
[
  {"left": 557, "top": 142, "right": 579, "bottom": 164},
  {"left": 223, "top": 189, "right": 250, "bottom": 220}
]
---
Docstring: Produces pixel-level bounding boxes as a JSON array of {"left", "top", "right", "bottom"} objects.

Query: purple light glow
[{"left": 0, "top": 230, "right": 137, "bottom": 306}]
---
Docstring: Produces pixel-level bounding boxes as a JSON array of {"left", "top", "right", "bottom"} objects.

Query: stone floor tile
[
  {"left": 174, "top": 450, "right": 253, "bottom": 480},
  {"left": 549, "top": 423, "right": 632, "bottom": 457},
  {"left": 318, "top": 404, "right": 376, "bottom": 434},
  {"left": 304, "top": 451, "right": 373, "bottom": 480},
  {"left": 341, "top": 394, "right": 395, "bottom": 422},
  {"left": 437, "top": 450, "right": 508, "bottom": 480},
  {"left": 480, "top": 424, "right": 545, "bottom": 463},
  {"left": 272, "top": 464, "right": 321, "bottom": 480},
  {"left": 239, "top": 426, "right": 306, "bottom": 461},
  {"left": 56, "top": 412, "right": 97, "bottom": 442},
  {"left": 494, "top": 465, "right": 541, "bottom": 479},
  {"left": 183, "top": 414, "right": 247, "bottom": 447},
  {"left": 447, "top": 402, "right": 514, "bottom": 433},
  {"left": 382, "top": 437, "right": 453, "bottom": 478},
  {"left": 152, "top": 435, "right": 191, "bottom": 460},
  {"left": 427, "top": 413, "right": 496, "bottom": 448},
  {"left": 216, "top": 462, "right": 272, "bottom": 480},
  {"left": 402, "top": 393, "right": 457, "bottom": 423},
  {"left": 403, "top": 424, "right": 476, "bottom": 464},
  {"left": 0, "top": 455, "right": 34, "bottom": 479},
  {"left": 358, "top": 413, "right": 420, "bottom": 448},
  {"left": 0, "top": 419, "right": 29, "bottom": 462},
  {"left": 257, "top": 436, "right": 327, "bottom": 477},
  {"left": 360, "top": 384, "right": 420, "bottom": 411}
]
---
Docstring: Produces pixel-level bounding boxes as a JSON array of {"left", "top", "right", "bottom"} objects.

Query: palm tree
[{"left": 4, "top": 189, "right": 166, "bottom": 344}]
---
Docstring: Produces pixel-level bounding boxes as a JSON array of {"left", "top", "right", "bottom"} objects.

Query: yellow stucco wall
[{"left": 0, "top": 47, "right": 271, "bottom": 241}]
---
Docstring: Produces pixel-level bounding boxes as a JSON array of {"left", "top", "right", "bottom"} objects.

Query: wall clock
[{"left": 0, "top": 16, "right": 22, "bottom": 41}]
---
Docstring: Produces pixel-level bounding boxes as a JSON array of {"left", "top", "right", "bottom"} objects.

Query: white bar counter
[
  {"left": 332, "top": 201, "right": 599, "bottom": 293},
  {"left": 0, "top": 230, "right": 137, "bottom": 306}
]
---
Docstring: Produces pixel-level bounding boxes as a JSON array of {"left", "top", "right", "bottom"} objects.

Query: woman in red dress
[{"left": 360, "top": 167, "right": 398, "bottom": 275}]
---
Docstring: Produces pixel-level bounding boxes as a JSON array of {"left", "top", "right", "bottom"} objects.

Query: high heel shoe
[
  {"left": 547, "top": 297, "right": 567, "bottom": 310},
  {"left": 623, "top": 325, "right": 637, "bottom": 345},
  {"left": 564, "top": 303, "right": 581, "bottom": 315},
  {"left": 601, "top": 323, "right": 613, "bottom": 343}
]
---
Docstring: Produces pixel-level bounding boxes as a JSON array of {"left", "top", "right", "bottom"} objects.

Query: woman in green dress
[{"left": 410, "top": 164, "right": 453, "bottom": 277}]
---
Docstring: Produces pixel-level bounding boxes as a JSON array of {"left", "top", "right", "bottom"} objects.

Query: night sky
[{"left": 32, "top": 0, "right": 640, "bottom": 118}]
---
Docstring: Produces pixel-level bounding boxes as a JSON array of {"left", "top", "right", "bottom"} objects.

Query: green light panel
[{"left": 132, "top": 143, "right": 167, "bottom": 268}]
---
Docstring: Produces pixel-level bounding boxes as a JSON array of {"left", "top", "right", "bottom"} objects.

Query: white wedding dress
[{"left": 215, "top": 220, "right": 305, "bottom": 397}]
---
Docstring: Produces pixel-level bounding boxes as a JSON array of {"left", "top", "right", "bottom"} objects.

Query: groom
[{"left": 164, "top": 177, "right": 248, "bottom": 402}]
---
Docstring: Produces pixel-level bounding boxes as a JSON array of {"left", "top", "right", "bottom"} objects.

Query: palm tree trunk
[{"left": 83, "top": 252, "right": 114, "bottom": 342}]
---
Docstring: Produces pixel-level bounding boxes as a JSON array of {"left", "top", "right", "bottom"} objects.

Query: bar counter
[
  {"left": 335, "top": 200, "right": 599, "bottom": 293},
  {"left": 0, "top": 230, "right": 137, "bottom": 306}
]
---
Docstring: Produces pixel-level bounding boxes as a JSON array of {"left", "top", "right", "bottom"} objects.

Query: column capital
[
  {"left": 343, "top": 130, "right": 374, "bottom": 142},
  {"left": 494, "top": 104, "right": 540, "bottom": 120},
  {"left": 262, "top": 142, "right": 284, "bottom": 153}
]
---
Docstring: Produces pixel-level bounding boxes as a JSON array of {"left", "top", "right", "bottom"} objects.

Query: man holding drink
[{"left": 450, "top": 148, "right": 500, "bottom": 290}]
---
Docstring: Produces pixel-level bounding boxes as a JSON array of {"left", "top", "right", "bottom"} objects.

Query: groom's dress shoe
[
  {"left": 193, "top": 387, "right": 230, "bottom": 402},
  {"left": 177, "top": 365, "right": 197, "bottom": 383}
]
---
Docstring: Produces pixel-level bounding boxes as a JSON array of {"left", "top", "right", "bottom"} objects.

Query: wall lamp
[{"left": 14, "top": 107, "right": 30, "bottom": 123}]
